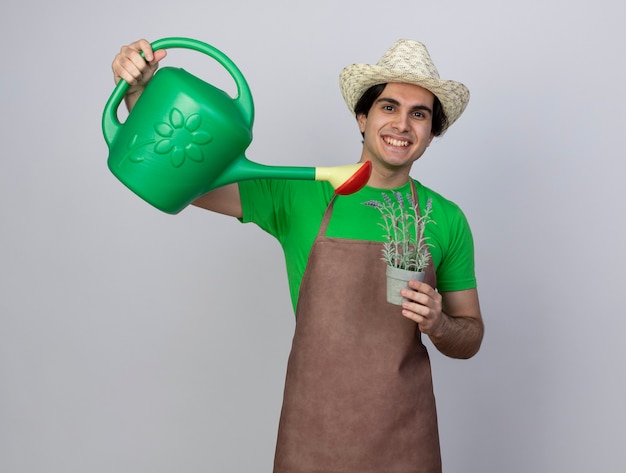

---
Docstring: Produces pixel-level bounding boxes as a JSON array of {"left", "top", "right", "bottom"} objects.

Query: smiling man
[
  {"left": 112, "top": 38, "right": 483, "bottom": 473},
  {"left": 357, "top": 83, "right": 437, "bottom": 186}
]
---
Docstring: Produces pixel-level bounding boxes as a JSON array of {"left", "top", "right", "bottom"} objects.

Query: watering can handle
[{"left": 102, "top": 37, "right": 255, "bottom": 147}]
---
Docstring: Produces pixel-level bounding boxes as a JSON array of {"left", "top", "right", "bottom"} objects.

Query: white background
[{"left": 1, "top": 0, "right": 624, "bottom": 472}]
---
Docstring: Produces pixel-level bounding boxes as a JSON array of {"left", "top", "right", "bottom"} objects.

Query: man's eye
[{"left": 383, "top": 105, "right": 394, "bottom": 111}]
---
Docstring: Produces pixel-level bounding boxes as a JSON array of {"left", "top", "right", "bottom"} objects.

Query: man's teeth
[{"left": 385, "top": 137, "right": 409, "bottom": 147}]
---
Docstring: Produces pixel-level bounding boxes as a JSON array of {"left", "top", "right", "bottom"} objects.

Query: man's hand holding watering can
[{"left": 111, "top": 39, "right": 167, "bottom": 111}]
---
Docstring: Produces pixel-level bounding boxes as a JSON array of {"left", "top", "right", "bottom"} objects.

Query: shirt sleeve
[
  {"left": 435, "top": 205, "right": 477, "bottom": 292},
  {"left": 238, "top": 179, "right": 291, "bottom": 239}
]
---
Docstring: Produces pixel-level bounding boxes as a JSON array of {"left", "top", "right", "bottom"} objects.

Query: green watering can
[{"left": 103, "top": 37, "right": 371, "bottom": 214}]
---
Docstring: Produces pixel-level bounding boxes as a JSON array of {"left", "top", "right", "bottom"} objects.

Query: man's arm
[
  {"left": 401, "top": 284, "right": 484, "bottom": 359},
  {"left": 192, "top": 184, "right": 242, "bottom": 218}
]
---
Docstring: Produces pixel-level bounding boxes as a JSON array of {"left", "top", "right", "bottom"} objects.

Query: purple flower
[
  {"left": 393, "top": 191, "right": 404, "bottom": 207},
  {"left": 363, "top": 200, "right": 383, "bottom": 209}
]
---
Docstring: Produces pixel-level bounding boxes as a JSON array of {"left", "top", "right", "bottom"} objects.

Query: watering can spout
[
  {"left": 315, "top": 161, "right": 372, "bottom": 195},
  {"left": 210, "top": 159, "right": 372, "bottom": 196}
]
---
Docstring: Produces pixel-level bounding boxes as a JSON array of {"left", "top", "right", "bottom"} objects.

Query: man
[{"left": 112, "top": 38, "right": 483, "bottom": 472}]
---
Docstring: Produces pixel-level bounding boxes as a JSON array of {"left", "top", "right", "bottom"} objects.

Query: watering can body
[
  {"left": 103, "top": 38, "right": 256, "bottom": 214},
  {"left": 103, "top": 37, "right": 371, "bottom": 214}
]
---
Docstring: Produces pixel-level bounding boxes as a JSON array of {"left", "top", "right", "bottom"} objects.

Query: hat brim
[{"left": 340, "top": 64, "right": 470, "bottom": 131}]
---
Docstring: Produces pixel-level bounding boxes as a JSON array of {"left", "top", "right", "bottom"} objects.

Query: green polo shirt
[{"left": 239, "top": 178, "right": 476, "bottom": 312}]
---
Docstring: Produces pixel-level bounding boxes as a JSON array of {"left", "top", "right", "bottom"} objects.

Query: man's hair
[{"left": 354, "top": 83, "right": 448, "bottom": 137}]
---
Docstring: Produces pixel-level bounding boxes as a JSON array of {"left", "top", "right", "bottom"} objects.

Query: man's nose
[{"left": 392, "top": 114, "right": 410, "bottom": 132}]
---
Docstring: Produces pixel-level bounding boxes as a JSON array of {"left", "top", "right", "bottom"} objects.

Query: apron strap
[{"left": 317, "top": 194, "right": 337, "bottom": 237}]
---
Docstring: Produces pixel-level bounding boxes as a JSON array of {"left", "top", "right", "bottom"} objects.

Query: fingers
[
  {"left": 112, "top": 38, "right": 166, "bottom": 86},
  {"left": 407, "top": 279, "right": 434, "bottom": 294},
  {"left": 152, "top": 48, "right": 168, "bottom": 63},
  {"left": 400, "top": 293, "right": 430, "bottom": 319},
  {"left": 400, "top": 281, "right": 442, "bottom": 330},
  {"left": 135, "top": 38, "right": 155, "bottom": 62},
  {"left": 401, "top": 280, "right": 435, "bottom": 307}
]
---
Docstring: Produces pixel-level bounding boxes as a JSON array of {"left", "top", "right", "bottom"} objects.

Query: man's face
[{"left": 357, "top": 83, "right": 435, "bottom": 174}]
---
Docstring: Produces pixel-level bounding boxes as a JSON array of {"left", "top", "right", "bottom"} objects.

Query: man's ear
[{"left": 357, "top": 114, "right": 367, "bottom": 134}]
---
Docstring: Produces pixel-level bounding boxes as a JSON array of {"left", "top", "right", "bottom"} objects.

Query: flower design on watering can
[{"left": 153, "top": 108, "right": 213, "bottom": 168}]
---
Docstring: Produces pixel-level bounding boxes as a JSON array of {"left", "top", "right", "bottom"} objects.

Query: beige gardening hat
[{"left": 339, "top": 39, "right": 470, "bottom": 131}]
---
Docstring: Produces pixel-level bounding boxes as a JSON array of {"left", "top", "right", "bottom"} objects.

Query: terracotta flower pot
[{"left": 385, "top": 266, "right": 425, "bottom": 305}]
